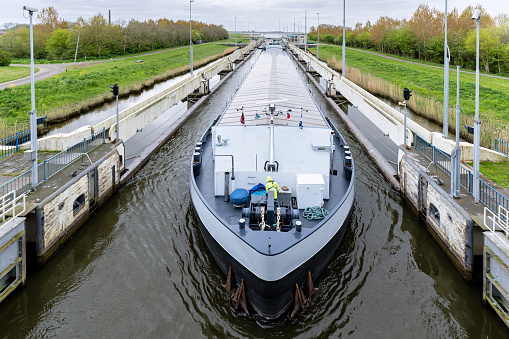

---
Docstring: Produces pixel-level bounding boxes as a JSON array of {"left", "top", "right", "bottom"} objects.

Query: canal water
[{"left": 1, "top": 49, "right": 508, "bottom": 338}]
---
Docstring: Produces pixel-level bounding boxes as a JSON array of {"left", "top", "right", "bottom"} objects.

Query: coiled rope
[{"left": 302, "top": 206, "right": 329, "bottom": 220}]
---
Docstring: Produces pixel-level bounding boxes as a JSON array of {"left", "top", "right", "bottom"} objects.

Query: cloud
[{"left": 1, "top": 0, "right": 507, "bottom": 31}]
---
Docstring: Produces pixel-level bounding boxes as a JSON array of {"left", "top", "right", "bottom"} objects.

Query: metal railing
[
  {"left": 0, "top": 128, "right": 105, "bottom": 197},
  {"left": 495, "top": 138, "right": 509, "bottom": 157},
  {"left": 480, "top": 180, "right": 509, "bottom": 213},
  {"left": 484, "top": 206, "right": 509, "bottom": 243},
  {"left": 1, "top": 190, "right": 26, "bottom": 223},
  {"left": 414, "top": 134, "right": 509, "bottom": 214},
  {"left": 0, "top": 129, "right": 30, "bottom": 160}
]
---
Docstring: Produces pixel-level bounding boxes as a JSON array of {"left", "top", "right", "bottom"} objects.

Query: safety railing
[
  {"left": 0, "top": 129, "right": 30, "bottom": 160},
  {"left": 480, "top": 180, "right": 509, "bottom": 213},
  {"left": 460, "top": 166, "right": 473, "bottom": 194},
  {"left": 0, "top": 128, "right": 105, "bottom": 197},
  {"left": 495, "top": 138, "right": 509, "bottom": 157},
  {"left": 414, "top": 133, "right": 509, "bottom": 214},
  {"left": 0, "top": 190, "right": 26, "bottom": 223},
  {"left": 0, "top": 170, "right": 32, "bottom": 198},
  {"left": 484, "top": 206, "right": 509, "bottom": 243}
]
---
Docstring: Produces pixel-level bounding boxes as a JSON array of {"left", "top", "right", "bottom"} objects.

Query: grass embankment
[
  {"left": 0, "top": 66, "right": 38, "bottom": 83},
  {"left": 10, "top": 43, "right": 204, "bottom": 65},
  {"left": 467, "top": 161, "right": 509, "bottom": 189},
  {"left": 0, "top": 43, "right": 234, "bottom": 138},
  {"left": 308, "top": 45, "right": 509, "bottom": 150}
]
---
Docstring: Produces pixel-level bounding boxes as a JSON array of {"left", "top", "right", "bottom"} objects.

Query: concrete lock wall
[
  {"left": 34, "top": 143, "right": 124, "bottom": 263},
  {"left": 398, "top": 148, "right": 474, "bottom": 278},
  {"left": 20, "top": 126, "right": 93, "bottom": 152},
  {"left": 430, "top": 132, "right": 508, "bottom": 162},
  {"left": 0, "top": 216, "right": 26, "bottom": 304}
]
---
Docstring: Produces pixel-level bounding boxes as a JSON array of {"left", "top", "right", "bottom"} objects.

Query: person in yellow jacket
[{"left": 266, "top": 176, "right": 280, "bottom": 199}]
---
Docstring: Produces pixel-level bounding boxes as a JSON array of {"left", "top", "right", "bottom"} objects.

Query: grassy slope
[
  {"left": 0, "top": 66, "right": 38, "bottom": 83},
  {"left": 0, "top": 43, "right": 230, "bottom": 130},
  {"left": 310, "top": 45, "right": 509, "bottom": 123},
  {"left": 467, "top": 161, "right": 509, "bottom": 189}
]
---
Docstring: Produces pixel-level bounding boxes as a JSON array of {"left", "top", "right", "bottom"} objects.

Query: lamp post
[
  {"left": 316, "top": 13, "right": 320, "bottom": 60},
  {"left": 305, "top": 10, "right": 307, "bottom": 53},
  {"left": 450, "top": 66, "right": 461, "bottom": 198},
  {"left": 472, "top": 8, "right": 481, "bottom": 203},
  {"left": 402, "top": 88, "right": 412, "bottom": 148},
  {"left": 23, "top": 6, "right": 38, "bottom": 187},
  {"left": 235, "top": 17, "right": 237, "bottom": 50},
  {"left": 67, "top": 29, "right": 80, "bottom": 65},
  {"left": 190, "top": 0, "right": 194, "bottom": 75},
  {"left": 342, "top": 0, "right": 346, "bottom": 78},
  {"left": 443, "top": 0, "right": 450, "bottom": 139}
]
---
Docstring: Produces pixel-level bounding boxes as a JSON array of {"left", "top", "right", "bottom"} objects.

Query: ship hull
[{"left": 190, "top": 177, "right": 355, "bottom": 319}]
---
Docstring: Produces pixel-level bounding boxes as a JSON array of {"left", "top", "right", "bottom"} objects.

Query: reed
[
  {"left": 325, "top": 57, "right": 509, "bottom": 150},
  {"left": 0, "top": 48, "right": 234, "bottom": 139}
]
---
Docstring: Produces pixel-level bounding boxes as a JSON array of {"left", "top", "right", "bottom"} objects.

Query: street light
[
  {"left": 67, "top": 29, "right": 80, "bottom": 65},
  {"left": 190, "top": 0, "right": 194, "bottom": 75},
  {"left": 235, "top": 17, "right": 237, "bottom": 50},
  {"left": 316, "top": 13, "right": 320, "bottom": 60},
  {"left": 472, "top": 8, "right": 481, "bottom": 203},
  {"left": 443, "top": 0, "right": 450, "bottom": 138},
  {"left": 450, "top": 66, "right": 461, "bottom": 198},
  {"left": 305, "top": 10, "right": 307, "bottom": 53},
  {"left": 342, "top": 0, "right": 346, "bottom": 78},
  {"left": 23, "top": 5, "right": 38, "bottom": 187}
]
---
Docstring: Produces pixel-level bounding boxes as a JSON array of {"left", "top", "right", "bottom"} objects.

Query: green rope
[{"left": 302, "top": 206, "right": 329, "bottom": 220}]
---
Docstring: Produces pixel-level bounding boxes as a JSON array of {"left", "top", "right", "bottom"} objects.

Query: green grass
[
  {"left": 0, "top": 66, "right": 38, "bottom": 83},
  {"left": 0, "top": 43, "right": 232, "bottom": 135},
  {"left": 9, "top": 41, "right": 228, "bottom": 65},
  {"left": 308, "top": 45, "right": 509, "bottom": 149},
  {"left": 467, "top": 161, "right": 509, "bottom": 189}
]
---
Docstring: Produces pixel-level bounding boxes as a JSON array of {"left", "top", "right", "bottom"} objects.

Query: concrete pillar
[
  {"left": 199, "top": 78, "right": 210, "bottom": 95},
  {"left": 326, "top": 80, "right": 336, "bottom": 97}
]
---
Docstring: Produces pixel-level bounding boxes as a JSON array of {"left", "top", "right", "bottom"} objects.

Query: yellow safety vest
[{"left": 266, "top": 181, "right": 279, "bottom": 199}]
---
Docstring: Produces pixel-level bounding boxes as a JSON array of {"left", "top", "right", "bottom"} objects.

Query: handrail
[
  {"left": 0, "top": 128, "right": 30, "bottom": 160},
  {"left": 484, "top": 206, "right": 509, "bottom": 245},
  {"left": 0, "top": 190, "right": 26, "bottom": 223},
  {"left": 0, "top": 128, "right": 106, "bottom": 197},
  {"left": 495, "top": 138, "right": 509, "bottom": 157},
  {"left": 415, "top": 133, "right": 509, "bottom": 214}
]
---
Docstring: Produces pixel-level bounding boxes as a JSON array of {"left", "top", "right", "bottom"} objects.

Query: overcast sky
[{"left": 1, "top": 1, "right": 508, "bottom": 31}]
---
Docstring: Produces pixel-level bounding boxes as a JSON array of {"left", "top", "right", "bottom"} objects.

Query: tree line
[
  {"left": 0, "top": 7, "right": 228, "bottom": 61},
  {"left": 308, "top": 4, "right": 509, "bottom": 74}
]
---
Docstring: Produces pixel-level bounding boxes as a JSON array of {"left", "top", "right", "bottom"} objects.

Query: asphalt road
[{"left": 0, "top": 63, "right": 67, "bottom": 90}]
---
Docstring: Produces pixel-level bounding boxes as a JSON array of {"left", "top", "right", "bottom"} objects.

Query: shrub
[{"left": 0, "top": 50, "right": 11, "bottom": 66}]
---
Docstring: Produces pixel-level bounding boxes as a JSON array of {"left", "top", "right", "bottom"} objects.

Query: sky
[{"left": 1, "top": 0, "right": 508, "bottom": 31}]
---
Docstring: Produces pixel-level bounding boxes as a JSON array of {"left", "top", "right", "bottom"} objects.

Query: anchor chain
[
  {"left": 276, "top": 207, "right": 281, "bottom": 232},
  {"left": 259, "top": 206, "right": 267, "bottom": 231}
]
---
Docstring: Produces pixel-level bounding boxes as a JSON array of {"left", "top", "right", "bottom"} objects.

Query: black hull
[{"left": 192, "top": 203, "right": 351, "bottom": 319}]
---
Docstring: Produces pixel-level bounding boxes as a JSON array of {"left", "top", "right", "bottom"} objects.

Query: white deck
[
  {"left": 218, "top": 47, "right": 327, "bottom": 128},
  {"left": 212, "top": 48, "right": 333, "bottom": 201}
]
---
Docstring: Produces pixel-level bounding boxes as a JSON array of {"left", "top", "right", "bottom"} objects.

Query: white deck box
[{"left": 296, "top": 174, "right": 325, "bottom": 209}]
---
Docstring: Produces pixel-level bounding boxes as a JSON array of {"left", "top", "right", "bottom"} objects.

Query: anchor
[
  {"left": 307, "top": 271, "right": 319, "bottom": 304},
  {"left": 290, "top": 271, "right": 319, "bottom": 319},
  {"left": 222, "top": 266, "right": 233, "bottom": 300},
  {"left": 223, "top": 267, "right": 250, "bottom": 318},
  {"left": 232, "top": 279, "right": 250, "bottom": 318},
  {"left": 290, "top": 283, "right": 309, "bottom": 319}
]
